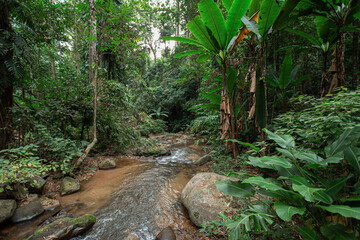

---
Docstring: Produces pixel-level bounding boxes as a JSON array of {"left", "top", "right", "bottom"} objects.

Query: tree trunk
[
  {"left": 76, "top": 0, "right": 98, "bottom": 167},
  {"left": 0, "top": 5, "right": 14, "bottom": 150},
  {"left": 352, "top": 20, "right": 359, "bottom": 89},
  {"left": 220, "top": 60, "right": 238, "bottom": 160},
  {"left": 329, "top": 29, "right": 345, "bottom": 93},
  {"left": 320, "top": 51, "right": 328, "bottom": 97}
]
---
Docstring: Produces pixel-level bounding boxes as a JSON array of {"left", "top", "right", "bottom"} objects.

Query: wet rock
[
  {"left": 194, "top": 152, "right": 213, "bottom": 165},
  {"left": 126, "top": 233, "right": 140, "bottom": 240},
  {"left": 11, "top": 200, "right": 44, "bottom": 223},
  {"left": 26, "top": 176, "right": 46, "bottom": 194},
  {"left": 181, "top": 172, "right": 232, "bottom": 227},
  {"left": 39, "top": 197, "right": 61, "bottom": 211},
  {"left": 0, "top": 199, "right": 17, "bottom": 224},
  {"left": 61, "top": 177, "right": 80, "bottom": 196},
  {"left": 98, "top": 158, "right": 116, "bottom": 170},
  {"left": 155, "top": 148, "right": 171, "bottom": 157},
  {"left": 155, "top": 227, "right": 176, "bottom": 240},
  {"left": 25, "top": 214, "right": 96, "bottom": 240}
]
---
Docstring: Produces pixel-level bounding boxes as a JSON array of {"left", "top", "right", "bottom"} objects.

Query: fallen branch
[{"left": 75, "top": 138, "right": 97, "bottom": 168}]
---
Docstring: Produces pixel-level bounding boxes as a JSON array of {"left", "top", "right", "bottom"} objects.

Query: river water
[
  {"left": 64, "top": 144, "right": 205, "bottom": 239},
  {"left": 0, "top": 139, "right": 206, "bottom": 239}
]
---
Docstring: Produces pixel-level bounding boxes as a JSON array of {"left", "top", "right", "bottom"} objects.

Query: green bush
[
  {"left": 0, "top": 144, "right": 50, "bottom": 192},
  {"left": 137, "top": 115, "right": 168, "bottom": 136},
  {"left": 272, "top": 88, "right": 360, "bottom": 152},
  {"left": 33, "top": 125, "right": 81, "bottom": 174},
  {"left": 215, "top": 128, "right": 360, "bottom": 239}
]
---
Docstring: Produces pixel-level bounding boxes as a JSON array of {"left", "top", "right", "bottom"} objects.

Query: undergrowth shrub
[
  {"left": 0, "top": 144, "right": 50, "bottom": 192},
  {"left": 137, "top": 114, "right": 168, "bottom": 136},
  {"left": 272, "top": 88, "right": 360, "bottom": 152},
  {"left": 214, "top": 127, "right": 360, "bottom": 239}
]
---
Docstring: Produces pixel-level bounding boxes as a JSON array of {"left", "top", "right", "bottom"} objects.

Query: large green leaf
[
  {"left": 201, "top": 92, "right": 221, "bottom": 105},
  {"left": 174, "top": 50, "right": 204, "bottom": 58},
  {"left": 198, "top": 0, "right": 227, "bottom": 49},
  {"left": 315, "top": 16, "right": 337, "bottom": 44},
  {"left": 274, "top": 201, "right": 306, "bottom": 221},
  {"left": 285, "top": 28, "right": 320, "bottom": 45},
  {"left": 314, "top": 191, "right": 333, "bottom": 205},
  {"left": 279, "top": 55, "right": 292, "bottom": 89},
  {"left": 223, "top": 0, "right": 234, "bottom": 12},
  {"left": 226, "top": 0, "right": 252, "bottom": 45},
  {"left": 215, "top": 180, "right": 255, "bottom": 198},
  {"left": 258, "top": 188, "right": 303, "bottom": 205},
  {"left": 273, "top": 0, "right": 301, "bottom": 30},
  {"left": 162, "top": 36, "right": 205, "bottom": 48},
  {"left": 319, "top": 205, "right": 360, "bottom": 220},
  {"left": 325, "top": 126, "right": 360, "bottom": 157},
  {"left": 320, "top": 223, "right": 357, "bottom": 240},
  {"left": 297, "top": 226, "right": 322, "bottom": 240},
  {"left": 187, "top": 103, "right": 219, "bottom": 111},
  {"left": 258, "top": 0, "right": 280, "bottom": 40},
  {"left": 288, "top": 74, "right": 309, "bottom": 89},
  {"left": 344, "top": 147, "right": 360, "bottom": 174},
  {"left": 226, "top": 139, "right": 260, "bottom": 152},
  {"left": 196, "top": 53, "right": 211, "bottom": 62},
  {"left": 292, "top": 183, "right": 324, "bottom": 202},
  {"left": 264, "top": 129, "right": 295, "bottom": 149},
  {"left": 187, "top": 16, "right": 218, "bottom": 53},
  {"left": 294, "top": 151, "right": 324, "bottom": 169},
  {"left": 247, "top": 156, "right": 293, "bottom": 169},
  {"left": 248, "top": 0, "right": 263, "bottom": 17},
  {"left": 243, "top": 176, "right": 284, "bottom": 191}
]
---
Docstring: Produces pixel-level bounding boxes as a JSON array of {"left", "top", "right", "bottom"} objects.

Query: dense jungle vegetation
[{"left": 1, "top": 0, "right": 360, "bottom": 239}]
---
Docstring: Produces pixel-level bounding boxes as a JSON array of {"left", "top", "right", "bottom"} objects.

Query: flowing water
[
  {"left": 63, "top": 144, "right": 204, "bottom": 239},
  {"left": 0, "top": 139, "right": 205, "bottom": 240}
]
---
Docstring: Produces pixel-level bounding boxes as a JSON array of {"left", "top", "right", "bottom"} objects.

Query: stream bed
[
  {"left": 61, "top": 144, "right": 205, "bottom": 239},
  {"left": 0, "top": 138, "right": 206, "bottom": 240}
]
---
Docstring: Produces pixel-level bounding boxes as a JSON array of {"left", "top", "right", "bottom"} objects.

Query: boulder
[
  {"left": 181, "top": 172, "right": 232, "bottom": 227},
  {"left": 61, "top": 177, "right": 80, "bottom": 196},
  {"left": 194, "top": 153, "right": 212, "bottom": 165},
  {"left": 11, "top": 200, "right": 44, "bottom": 223},
  {"left": 0, "top": 199, "right": 17, "bottom": 224},
  {"left": 25, "top": 214, "right": 96, "bottom": 240},
  {"left": 26, "top": 176, "right": 46, "bottom": 194},
  {"left": 98, "top": 158, "right": 116, "bottom": 170},
  {"left": 39, "top": 197, "right": 61, "bottom": 211},
  {"left": 155, "top": 227, "right": 176, "bottom": 240}
]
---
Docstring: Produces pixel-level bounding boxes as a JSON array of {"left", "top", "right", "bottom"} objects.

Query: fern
[{"left": 226, "top": 205, "right": 274, "bottom": 240}]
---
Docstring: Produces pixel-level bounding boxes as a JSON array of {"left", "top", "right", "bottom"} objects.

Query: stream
[
  {"left": 0, "top": 137, "right": 206, "bottom": 240},
  {"left": 60, "top": 142, "right": 205, "bottom": 239}
]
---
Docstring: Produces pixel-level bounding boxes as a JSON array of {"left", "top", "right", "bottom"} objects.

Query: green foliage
[
  {"left": 0, "top": 144, "right": 50, "bottom": 192},
  {"left": 272, "top": 88, "right": 360, "bottom": 151},
  {"left": 32, "top": 125, "right": 81, "bottom": 174},
  {"left": 216, "top": 128, "right": 360, "bottom": 239},
  {"left": 137, "top": 114, "right": 168, "bottom": 136}
]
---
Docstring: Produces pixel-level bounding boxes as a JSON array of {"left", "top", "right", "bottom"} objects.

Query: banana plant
[
  {"left": 284, "top": 15, "right": 337, "bottom": 97},
  {"left": 293, "top": 0, "right": 360, "bottom": 93},
  {"left": 265, "top": 55, "right": 309, "bottom": 111},
  {"left": 164, "top": 0, "right": 253, "bottom": 159},
  {"left": 215, "top": 126, "right": 360, "bottom": 239}
]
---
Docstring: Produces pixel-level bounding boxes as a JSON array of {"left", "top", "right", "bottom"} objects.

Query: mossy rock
[
  {"left": 25, "top": 214, "right": 96, "bottom": 240},
  {"left": 61, "top": 177, "right": 80, "bottom": 196}
]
